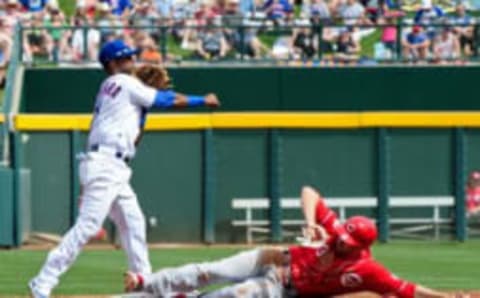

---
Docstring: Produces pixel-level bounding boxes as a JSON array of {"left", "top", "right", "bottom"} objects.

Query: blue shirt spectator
[
  {"left": 101, "top": 0, "right": 132, "bottom": 16},
  {"left": 240, "top": 0, "right": 255, "bottom": 15},
  {"left": 155, "top": 0, "right": 175, "bottom": 18},
  {"left": 450, "top": 4, "right": 472, "bottom": 26},
  {"left": 20, "top": 0, "right": 49, "bottom": 12},
  {"left": 403, "top": 25, "right": 430, "bottom": 59},
  {"left": 263, "top": 0, "right": 293, "bottom": 18},
  {"left": 407, "top": 29, "right": 428, "bottom": 44}
]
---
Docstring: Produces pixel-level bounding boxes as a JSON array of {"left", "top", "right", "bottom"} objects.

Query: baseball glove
[{"left": 134, "top": 64, "right": 172, "bottom": 90}]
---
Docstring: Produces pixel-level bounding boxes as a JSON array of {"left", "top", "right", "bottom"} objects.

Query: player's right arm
[
  {"left": 301, "top": 185, "right": 339, "bottom": 238},
  {"left": 413, "top": 286, "right": 454, "bottom": 298}
]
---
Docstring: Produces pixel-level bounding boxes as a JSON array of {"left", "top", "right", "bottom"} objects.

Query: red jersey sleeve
[
  {"left": 315, "top": 199, "right": 342, "bottom": 235},
  {"left": 362, "top": 261, "right": 416, "bottom": 298}
]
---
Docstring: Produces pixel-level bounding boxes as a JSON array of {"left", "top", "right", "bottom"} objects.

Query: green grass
[
  {"left": 58, "top": 0, "right": 75, "bottom": 17},
  {"left": 1, "top": 241, "right": 479, "bottom": 295},
  {"left": 360, "top": 29, "right": 382, "bottom": 58}
]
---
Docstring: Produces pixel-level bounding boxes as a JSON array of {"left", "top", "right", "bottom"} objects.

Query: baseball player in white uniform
[{"left": 29, "top": 39, "right": 220, "bottom": 298}]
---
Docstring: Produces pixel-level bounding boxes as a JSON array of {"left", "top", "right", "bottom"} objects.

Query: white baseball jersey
[{"left": 88, "top": 73, "right": 157, "bottom": 158}]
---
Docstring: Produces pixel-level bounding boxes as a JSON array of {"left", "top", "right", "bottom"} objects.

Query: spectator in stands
[
  {"left": 154, "top": 0, "right": 174, "bottom": 19},
  {"left": 233, "top": 28, "right": 268, "bottom": 58},
  {"left": 402, "top": 25, "right": 429, "bottom": 60},
  {"left": 96, "top": 1, "right": 123, "bottom": 44},
  {"left": 138, "top": 33, "right": 162, "bottom": 63},
  {"left": 101, "top": 0, "right": 132, "bottom": 17},
  {"left": 195, "top": 23, "right": 228, "bottom": 60},
  {"left": 334, "top": 28, "right": 360, "bottom": 61},
  {"left": 414, "top": 0, "right": 445, "bottom": 25},
  {"left": 292, "top": 27, "right": 317, "bottom": 59},
  {"left": 44, "top": 4, "right": 69, "bottom": 61},
  {"left": 173, "top": 0, "right": 199, "bottom": 19},
  {"left": 221, "top": 0, "right": 244, "bottom": 56},
  {"left": 264, "top": 0, "right": 293, "bottom": 24},
  {"left": 450, "top": 3, "right": 475, "bottom": 56},
  {"left": 24, "top": 12, "right": 54, "bottom": 59},
  {"left": 271, "top": 35, "right": 292, "bottom": 59},
  {"left": 19, "top": 0, "right": 50, "bottom": 12},
  {"left": 130, "top": 0, "right": 159, "bottom": 41},
  {"left": 433, "top": 27, "right": 459, "bottom": 63},
  {"left": 301, "top": 0, "right": 331, "bottom": 24},
  {"left": 239, "top": 0, "right": 255, "bottom": 16},
  {"left": 71, "top": 16, "right": 101, "bottom": 62},
  {"left": 223, "top": 0, "right": 243, "bottom": 25},
  {"left": 338, "top": 0, "right": 371, "bottom": 25},
  {"left": 194, "top": 2, "right": 218, "bottom": 26},
  {"left": 378, "top": 11, "right": 404, "bottom": 53},
  {"left": 76, "top": 0, "right": 97, "bottom": 19},
  {"left": 212, "top": 0, "right": 228, "bottom": 15},
  {"left": 467, "top": 171, "right": 480, "bottom": 216},
  {"left": 2, "top": 0, "right": 23, "bottom": 36},
  {"left": 0, "top": 18, "right": 12, "bottom": 86}
]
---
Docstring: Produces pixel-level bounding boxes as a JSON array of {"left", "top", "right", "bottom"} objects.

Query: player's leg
[
  {"left": 138, "top": 248, "right": 286, "bottom": 295},
  {"left": 30, "top": 185, "right": 118, "bottom": 296},
  {"left": 29, "top": 158, "right": 120, "bottom": 296},
  {"left": 200, "top": 265, "right": 284, "bottom": 298},
  {"left": 109, "top": 185, "right": 151, "bottom": 275}
]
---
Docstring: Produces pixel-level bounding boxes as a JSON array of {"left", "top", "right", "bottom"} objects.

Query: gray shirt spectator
[
  {"left": 450, "top": 4, "right": 474, "bottom": 56},
  {"left": 196, "top": 28, "right": 228, "bottom": 59},
  {"left": 130, "top": 0, "right": 159, "bottom": 36}
]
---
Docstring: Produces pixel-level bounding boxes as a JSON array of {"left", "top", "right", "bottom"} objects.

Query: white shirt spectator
[
  {"left": 434, "top": 30, "right": 459, "bottom": 59},
  {"left": 71, "top": 27, "right": 100, "bottom": 61}
]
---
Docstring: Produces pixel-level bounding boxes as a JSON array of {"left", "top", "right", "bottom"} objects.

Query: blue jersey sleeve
[{"left": 152, "top": 90, "right": 176, "bottom": 108}]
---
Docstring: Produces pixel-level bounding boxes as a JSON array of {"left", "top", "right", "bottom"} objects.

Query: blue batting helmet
[{"left": 98, "top": 40, "right": 140, "bottom": 65}]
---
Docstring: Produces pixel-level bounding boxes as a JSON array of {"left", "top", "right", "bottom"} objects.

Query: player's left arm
[
  {"left": 132, "top": 65, "right": 220, "bottom": 109},
  {"left": 365, "top": 261, "right": 463, "bottom": 298},
  {"left": 163, "top": 92, "right": 220, "bottom": 108}
]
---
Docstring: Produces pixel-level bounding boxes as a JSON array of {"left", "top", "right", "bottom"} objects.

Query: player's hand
[
  {"left": 450, "top": 292, "right": 470, "bottom": 298},
  {"left": 303, "top": 224, "right": 329, "bottom": 242},
  {"left": 205, "top": 93, "right": 220, "bottom": 108}
]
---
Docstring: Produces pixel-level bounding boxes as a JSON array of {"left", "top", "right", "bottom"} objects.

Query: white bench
[{"left": 232, "top": 197, "right": 455, "bottom": 243}]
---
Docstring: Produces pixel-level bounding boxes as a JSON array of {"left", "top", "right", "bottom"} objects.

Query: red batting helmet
[{"left": 341, "top": 216, "right": 378, "bottom": 248}]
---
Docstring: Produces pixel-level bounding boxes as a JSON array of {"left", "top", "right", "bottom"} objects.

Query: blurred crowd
[{"left": 0, "top": 0, "right": 475, "bottom": 72}]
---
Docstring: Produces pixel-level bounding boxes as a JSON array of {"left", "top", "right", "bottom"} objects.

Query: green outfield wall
[
  {"left": 5, "top": 65, "right": 480, "bottom": 246},
  {"left": 9, "top": 127, "right": 478, "bottom": 244},
  {"left": 21, "top": 66, "right": 480, "bottom": 113}
]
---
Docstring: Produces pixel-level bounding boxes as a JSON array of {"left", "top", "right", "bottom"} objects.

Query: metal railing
[{"left": 17, "top": 20, "right": 480, "bottom": 65}]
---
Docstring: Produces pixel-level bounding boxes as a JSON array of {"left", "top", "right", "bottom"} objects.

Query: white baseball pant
[
  {"left": 31, "top": 152, "right": 152, "bottom": 296},
  {"left": 143, "top": 249, "right": 286, "bottom": 298}
]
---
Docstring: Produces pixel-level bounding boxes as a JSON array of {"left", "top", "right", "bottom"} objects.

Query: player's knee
[
  {"left": 75, "top": 216, "right": 103, "bottom": 241},
  {"left": 127, "top": 208, "right": 147, "bottom": 228}
]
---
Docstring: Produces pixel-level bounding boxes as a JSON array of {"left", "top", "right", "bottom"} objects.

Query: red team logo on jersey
[
  {"left": 346, "top": 223, "right": 356, "bottom": 233},
  {"left": 340, "top": 272, "right": 363, "bottom": 288}
]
